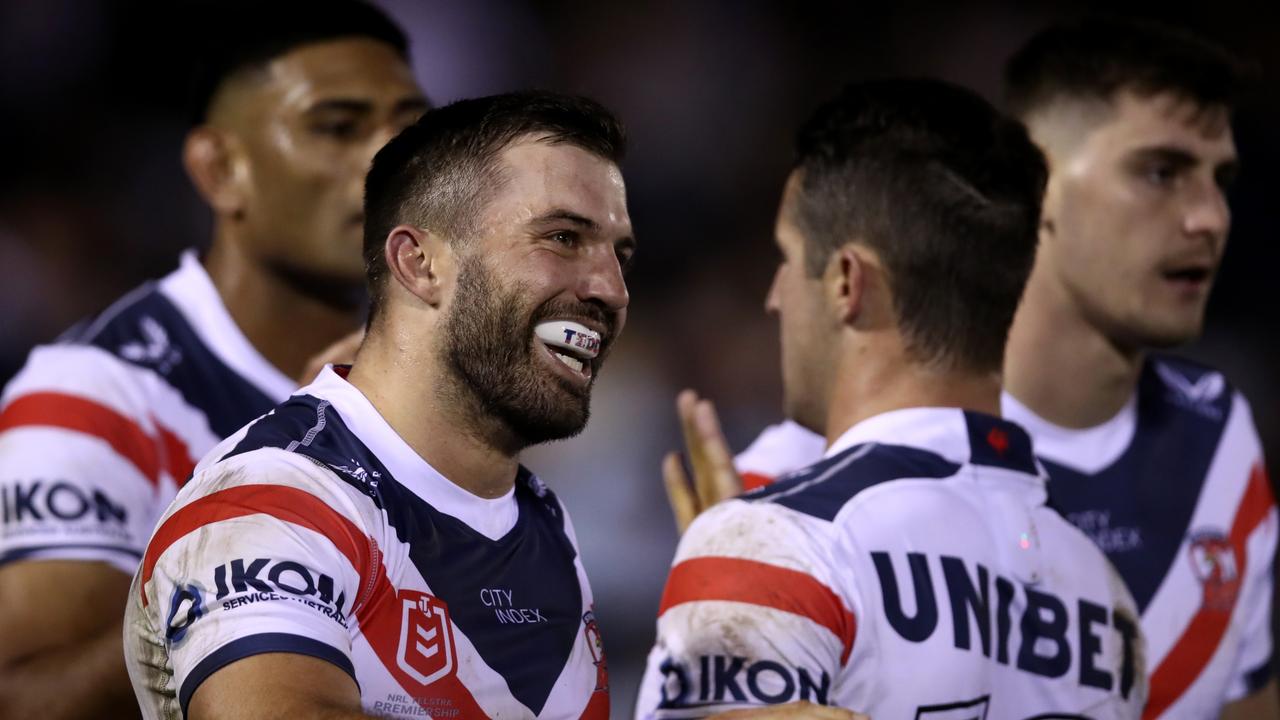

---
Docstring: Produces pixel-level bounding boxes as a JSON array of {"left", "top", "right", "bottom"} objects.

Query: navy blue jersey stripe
[
  {"left": 0, "top": 543, "right": 142, "bottom": 566},
  {"left": 1244, "top": 654, "right": 1274, "bottom": 694},
  {"left": 1044, "top": 356, "right": 1235, "bottom": 612},
  {"left": 217, "top": 393, "right": 584, "bottom": 715},
  {"left": 178, "top": 632, "right": 356, "bottom": 717},
  {"left": 750, "top": 443, "right": 961, "bottom": 521},
  {"left": 964, "top": 411, "right": 1038, "bottom": 475},
  {"left": 69, "top": 285, "right": 277, "bottom": 439}
]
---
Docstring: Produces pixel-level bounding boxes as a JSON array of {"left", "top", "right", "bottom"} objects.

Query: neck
[
  {"left": 825, "top": 342, "right": 1002, "bottom": 447},
  {"left": 345, "top": 324, "right": 519, "bottom": 499},
  {"left": 1003, "top": 269, "right": 1143, "bottom": 429},
  {"left": 204, "top": 227, "right": 364, "bottom": 383}
]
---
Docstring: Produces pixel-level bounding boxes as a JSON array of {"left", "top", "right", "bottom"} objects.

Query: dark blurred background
[{"left": 2, "top": 1, "right": 1276, "bottom": 715}]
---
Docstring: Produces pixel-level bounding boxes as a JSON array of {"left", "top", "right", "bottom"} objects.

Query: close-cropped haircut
[
  {"left": 362, "top": 91, "right": 627, "bottom": 324},
  {"left": 792, "top": 78, "right": 1047, "bottom": 374},
  {"left": 187, "top": 0, "right": 409, "bottom": 125},
  {"left": 1004, "top": 17, "right": 1249, "bottom": 119}
]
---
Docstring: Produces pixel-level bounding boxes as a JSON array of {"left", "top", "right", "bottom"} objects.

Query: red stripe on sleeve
[
  {"left": 139, "top": 484, "right": 373, "bottom": 607},
  {"left": 660, "top": 556, "right": 857, "bottom": 663},
  {"left": 155, "top": 422, "right": 196, "bottom": 486},
  {"left": 0, "top": 391, "right": 161, "bottom": 486},
  {"left": 1143, "top": 463, "right": 1276, "bottom": 718},
  {"left": 741, "top": 472, "right": 776, "bottom": 492}
]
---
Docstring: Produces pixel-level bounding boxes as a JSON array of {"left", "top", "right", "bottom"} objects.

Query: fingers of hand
[{"left": 662, "top": 451, "right": 697, "bottom": 533}]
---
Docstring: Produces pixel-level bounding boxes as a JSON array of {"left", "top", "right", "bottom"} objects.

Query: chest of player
[{"left": 350, "top": 483, "right": 603, "bottom": 718}]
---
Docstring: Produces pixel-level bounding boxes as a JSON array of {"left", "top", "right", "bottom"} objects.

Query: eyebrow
[
  {"left": 1129, "top": 145, "right": 1240, "bottom": 173},
  {"left": 305, "top": 96, "right": 430, "bottom": 115},
  {"left": 531, "top": 209, "right": 600, "bottom": 231},
  {"left": 532, "top": 208, "right": 637, "bottom": 248}
]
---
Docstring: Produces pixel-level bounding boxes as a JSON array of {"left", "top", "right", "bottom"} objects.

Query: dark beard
[{"left": 442, "top": 254, "right": 616, "bottom": 447}]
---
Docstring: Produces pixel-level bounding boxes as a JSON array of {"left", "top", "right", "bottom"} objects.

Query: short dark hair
[
  {"left": 362, "top": 91, "right": 627, "bottom": 324},
  {"left": 792, "top": 78, "right": 1047, "bottom": 374},
  {"left": 1004, "top": 17, "right": 1249, "bottom": 119},
  {"left": 188, "top": 0, "right": 409, "bottom": 125}
]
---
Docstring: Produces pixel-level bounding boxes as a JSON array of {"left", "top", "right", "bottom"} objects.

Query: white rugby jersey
[
  {"left": 1003, "top": 356, "right": 1276, "bottom": 718},
  {"left": 726, "top": 355, "right": 1277, "bottom": 718},
  {"left": 0, "top": 251, "right": 295, "bottom": 574},
  {"left": 125, "top": 366, "right": 611, "bottom": 720},
  {"left": 640, "top": 407, "right": 1146, "bottom": 719}
]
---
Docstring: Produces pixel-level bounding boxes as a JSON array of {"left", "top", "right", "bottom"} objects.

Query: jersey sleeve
[
  {"left": 1225, "top": 395, "right": 1278, "bottom": 700},
  {"left": 0, "top": 345, "right": 169, "bottom": 573},
  {"left": 636, "top": 499, "right": 857, "bottom": 719},
  {"left": 130, "top": 449, "right": 375, "bottom": 716},
  {"left": 734, "top": 421, "right": 826, "bottom": 491}
]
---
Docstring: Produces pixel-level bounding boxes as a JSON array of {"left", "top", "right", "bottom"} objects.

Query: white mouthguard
[{"left": 534, "top": 320, "right": 602, "bottom": 359}]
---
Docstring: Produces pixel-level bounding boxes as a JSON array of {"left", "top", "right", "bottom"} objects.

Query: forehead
[
  {"left": 774, "top": 172, "right": 808, "bottom": 244},
  {"left": 483, "top": 138, "right": 631, "bottom": 232},
  {"left": 255, "top": 37, "right": 419, "bottom": 109},
  {"left": 1086, "top": 90, "right": 1236, "bottom": 162}
]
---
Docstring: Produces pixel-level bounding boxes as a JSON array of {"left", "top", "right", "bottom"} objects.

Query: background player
[
  {"left": 669, "top": 17, "right": 1278, "bottom": 720},
  {"left": 0, "top": 2, "right": 427, "bottom": 717},
  {"left": 1001, "top": 19, "right": 1276, "bottom": 719},
  {"left": 641, "top": 78, "right": 1145, "bottom": 719}
]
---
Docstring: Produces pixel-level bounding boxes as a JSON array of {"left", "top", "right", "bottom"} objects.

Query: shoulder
[
  {"left": 741, "top": 442, "right": 962, "bottom": 522},
  {"left": 210, "top": 394, "right": 390, "bottom": 506},
  {"left": 735, "top": 420, "right": 827, "bottom": 482}
]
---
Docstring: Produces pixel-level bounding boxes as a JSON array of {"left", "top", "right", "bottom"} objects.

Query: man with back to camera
[
  {"left": 639, "top": 78, "right": 1146, "bottom": 718},
  {"left": 0, "top": 2, "right": 428, "bottom": 717},
  {"left": 672, "top": 18, "right": 1278, "bottom": 720}
]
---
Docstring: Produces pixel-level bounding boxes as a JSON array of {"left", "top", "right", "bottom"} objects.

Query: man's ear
[
  {"left": 828, "top": 244, "right": 865, "bottom": 324},
  {"left": 384, "top": 225, "right": 453, "bottom": 308},
  {"left": 183, "top": 127, "right": 248, "bottom": 218}
]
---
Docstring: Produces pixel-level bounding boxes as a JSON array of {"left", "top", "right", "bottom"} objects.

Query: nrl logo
[{"left": 396, "top": 591, "right": 457, "bottom": 686}]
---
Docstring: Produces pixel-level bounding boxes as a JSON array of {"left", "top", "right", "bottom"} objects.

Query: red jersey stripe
[
  {"left": 741, "top": 472, "right": 776, "bottom": 492},
  {"left": 660, "top": 556, "right": 857, "bottom": 663},
  {"left": 155, "top": 422, "right": 196, "bottom": 486},
  {"left": 139, "top": 484, "right": 374, "bottom": 608},
  {"left": 0, "top": 391, "right": 162, "bottom": 486},
  {"left": 1143, "top": 464, "right": 1276, "bottom": 718}
]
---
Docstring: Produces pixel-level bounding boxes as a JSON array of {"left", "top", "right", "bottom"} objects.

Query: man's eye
[
  {"left": 616, "top": 246, "right": 636, "bottom": 272},
  {"left": 551, "top": 230, "right": 579, "bottom": 246},
  {"left": 312, "top": 121, "right": 359, "bottom": 139},
  {"left": 1145, "top": 163, "right": 1179, "bottom": 186}
]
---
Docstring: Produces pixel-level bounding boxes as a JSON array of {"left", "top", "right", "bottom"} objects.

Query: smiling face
[
  {"left": 212, "top": 37, "right": 428, "bottom": 290},
  {"left": 1032, "top": 90, "right": 1237, "bottom": 350},
  {"left": 439, "top": 136, "right": 634, "bottom": 445}
]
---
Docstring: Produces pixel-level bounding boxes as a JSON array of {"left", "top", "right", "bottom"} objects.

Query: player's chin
[
  {"left": 513, "top": 398, "right": 590, "bottom": 444},
  {"left": 1129, "top": 314, "right": 1205, "bottom": 349}
]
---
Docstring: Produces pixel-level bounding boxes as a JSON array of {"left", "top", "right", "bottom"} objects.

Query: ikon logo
[{"left": 396, "top": 591, "right": 456, "bottom": 686}]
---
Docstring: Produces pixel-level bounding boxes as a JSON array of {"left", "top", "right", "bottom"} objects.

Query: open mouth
[
  {"left": 534, "top": 320, "right": 602, "bottom": 378},
  {"left": 1162, "top": 266, "right": 1212, "bottom": 285}
]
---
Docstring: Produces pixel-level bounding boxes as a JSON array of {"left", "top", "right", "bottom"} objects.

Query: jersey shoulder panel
[
  {"left": 744, "top": 442, "right": 961, "bottom": 522},
  {"left": 63, "top": 281, "right": 278, "bottom": 440}
]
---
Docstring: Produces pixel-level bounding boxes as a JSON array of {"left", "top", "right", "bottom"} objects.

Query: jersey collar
[
  {"left": 158, "top": 250, "right": 297, "bottom": 401},
  {"left": 825, "top": 406, "right": 1048, "bottom": 483},
  {"left": 300, "top": 365, "right": 519, "bottom": 541}
]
